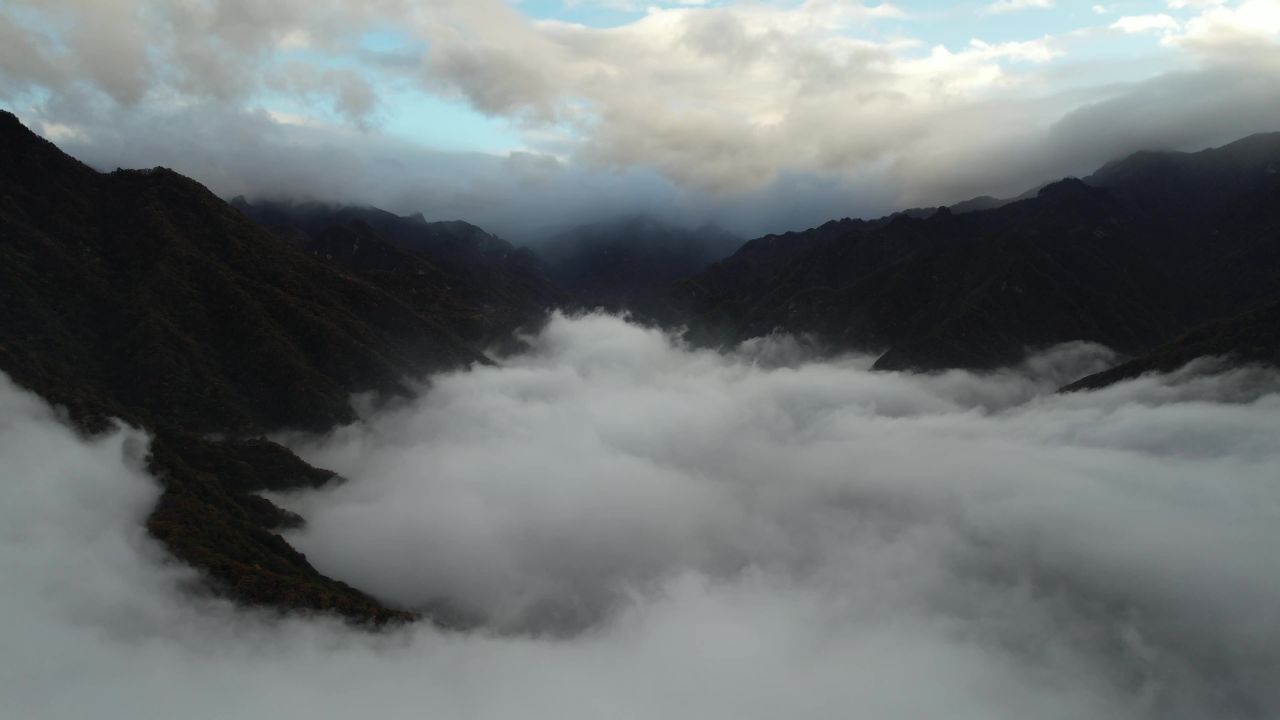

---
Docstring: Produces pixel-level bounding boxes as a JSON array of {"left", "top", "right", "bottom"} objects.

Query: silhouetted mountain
[
  {"left": 665, "top": 133, "right": 1280, "bottom": 373},
  {"left": 949, "top": 194, "right": 1009, "bottom": 214},
  {"left": 1062, "top": 298, "right": 1280, "bottom": 392},
  {"left": 0, "top": 111, "right": 552, "bottom": 624},
  {"left": 231, "top": 198, "right": 563, "bottom": 346},
  {"left": 887, "top": 189, "right": 1027, "bottom": 222},
  {"left": 536, "top": 215, "right": 741, "bottom": 312}
]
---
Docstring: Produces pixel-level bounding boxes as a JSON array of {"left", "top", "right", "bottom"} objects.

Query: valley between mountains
[{"left": 2, "top": 108, "right": 1279, "bottom": 624}]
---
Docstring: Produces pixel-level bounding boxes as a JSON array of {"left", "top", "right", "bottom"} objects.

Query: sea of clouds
[{"left": 2, "top": 312, "right": 1279, "bottom": 719}]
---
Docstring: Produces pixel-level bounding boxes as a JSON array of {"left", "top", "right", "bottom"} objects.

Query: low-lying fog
[{"left": 3, "top": 313, "right": 1279, "bottom": 719}]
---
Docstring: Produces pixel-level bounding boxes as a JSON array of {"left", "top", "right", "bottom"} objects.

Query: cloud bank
[
  {"left": 3, "top": 1, "right": 1280, "bottom": 239},
  {"left": 5, "top": 314, "right": 1278, "bottom": 718}
]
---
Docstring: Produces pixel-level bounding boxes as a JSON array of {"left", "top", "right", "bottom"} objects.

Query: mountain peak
[{"left": 1036, "top": 176, "right": 1091, "bottom": 199}]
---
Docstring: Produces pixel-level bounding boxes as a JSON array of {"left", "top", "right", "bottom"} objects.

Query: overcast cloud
[
  {"left": 3, "top": 313, "right": 1279, "bottom": 718},
  {"left": 2, "top": 1, "right": 1279, "bottom": 239}
]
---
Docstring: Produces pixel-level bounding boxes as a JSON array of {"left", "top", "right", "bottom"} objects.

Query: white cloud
[
  {"left": 38, "top": 119, "right": 89, "bottom": 142},
  {"left": 0, "top": 0, "right": 398, "bottom": 122},
  {"left": 0, "top": 0, "right": 1073, "bottom": 199},
  {"left": 967, "top": 36, "right": 1061, "bottom": 63},
  {"left": 1111, "top": 13, "right": 1181, "bottom": 33},
  {"left": 4, "top": 0, "right": 1280, "bottom": 235},
  {"left": 1170, "top": 0, "right": 1280, "bottom": 51},
  {"left": 417, "top": 0, "right": 1065, "bottom": 193},
  {"left": 986, "top": 0, "right": 1055, "bottom": 14},
  {"left": 3, "top": 315, "right": 1280, "bottom": 718},
  {"left": 564, "top": 0, "right": 716, "bottom": 8}
]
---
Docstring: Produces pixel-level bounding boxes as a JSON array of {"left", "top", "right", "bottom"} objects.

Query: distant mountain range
[
  {"left": 666, "top": 132, "right": 1280, "bottom": 372},
  {"left": 2, "top": 108, "right": 1279, "bottom": 623},
  {"left": 231, "top": 201, "right": 742, "bottom": 318},
  {"left": 228, "top": 198, "right": 563, "bottom": 350},
  {"left": 536, "top": 215, "right": 740, "bottom": 312}
]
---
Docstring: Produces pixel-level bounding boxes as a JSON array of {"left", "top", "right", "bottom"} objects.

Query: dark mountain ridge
[
  {"left": 529, "top": 214, "right": 741, "bottom": 312},
  {"left": 665, "top": 132, "right": 1280, "bottom": 374},
  {"left": 1062, "top": 297, "right": 1280, "bottom": 392},
  {"left": 0, "top": 110, "right": 556, "bottom": 624},
  {"left": 230, "top": 198, "right": 564, "bottom": 347}
]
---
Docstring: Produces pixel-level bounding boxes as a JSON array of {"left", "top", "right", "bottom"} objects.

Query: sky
[
  {"left": 3, "top": 313, "right": 1280, "bottom": 718},
  {"left": 2, "top": 0, "right": 1279, "bottom": 239}
]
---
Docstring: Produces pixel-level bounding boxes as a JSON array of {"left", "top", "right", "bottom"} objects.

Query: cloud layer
[
  {"left": 3, "top": 1, "right": 1279, "bottom": 239},
  {"left": 5, "top": 314, "right": 1276, "bottom": 718}
]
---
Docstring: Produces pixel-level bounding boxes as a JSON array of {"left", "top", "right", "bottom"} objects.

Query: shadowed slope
[
  {"left": 537, "top": 215, "right": 741, "bottom": 312},
  {"left": 0, "top": 110, "right": 538, "bottom": 623},
  {"left": 668, "top": 133, "right": 1280, "bottom": 373},
  {"left": 231, "top": 198, "right": 564, "bottom": 347},
  {"left": 1062, "top": 299, "right": 1280, "bottom": 392}
]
